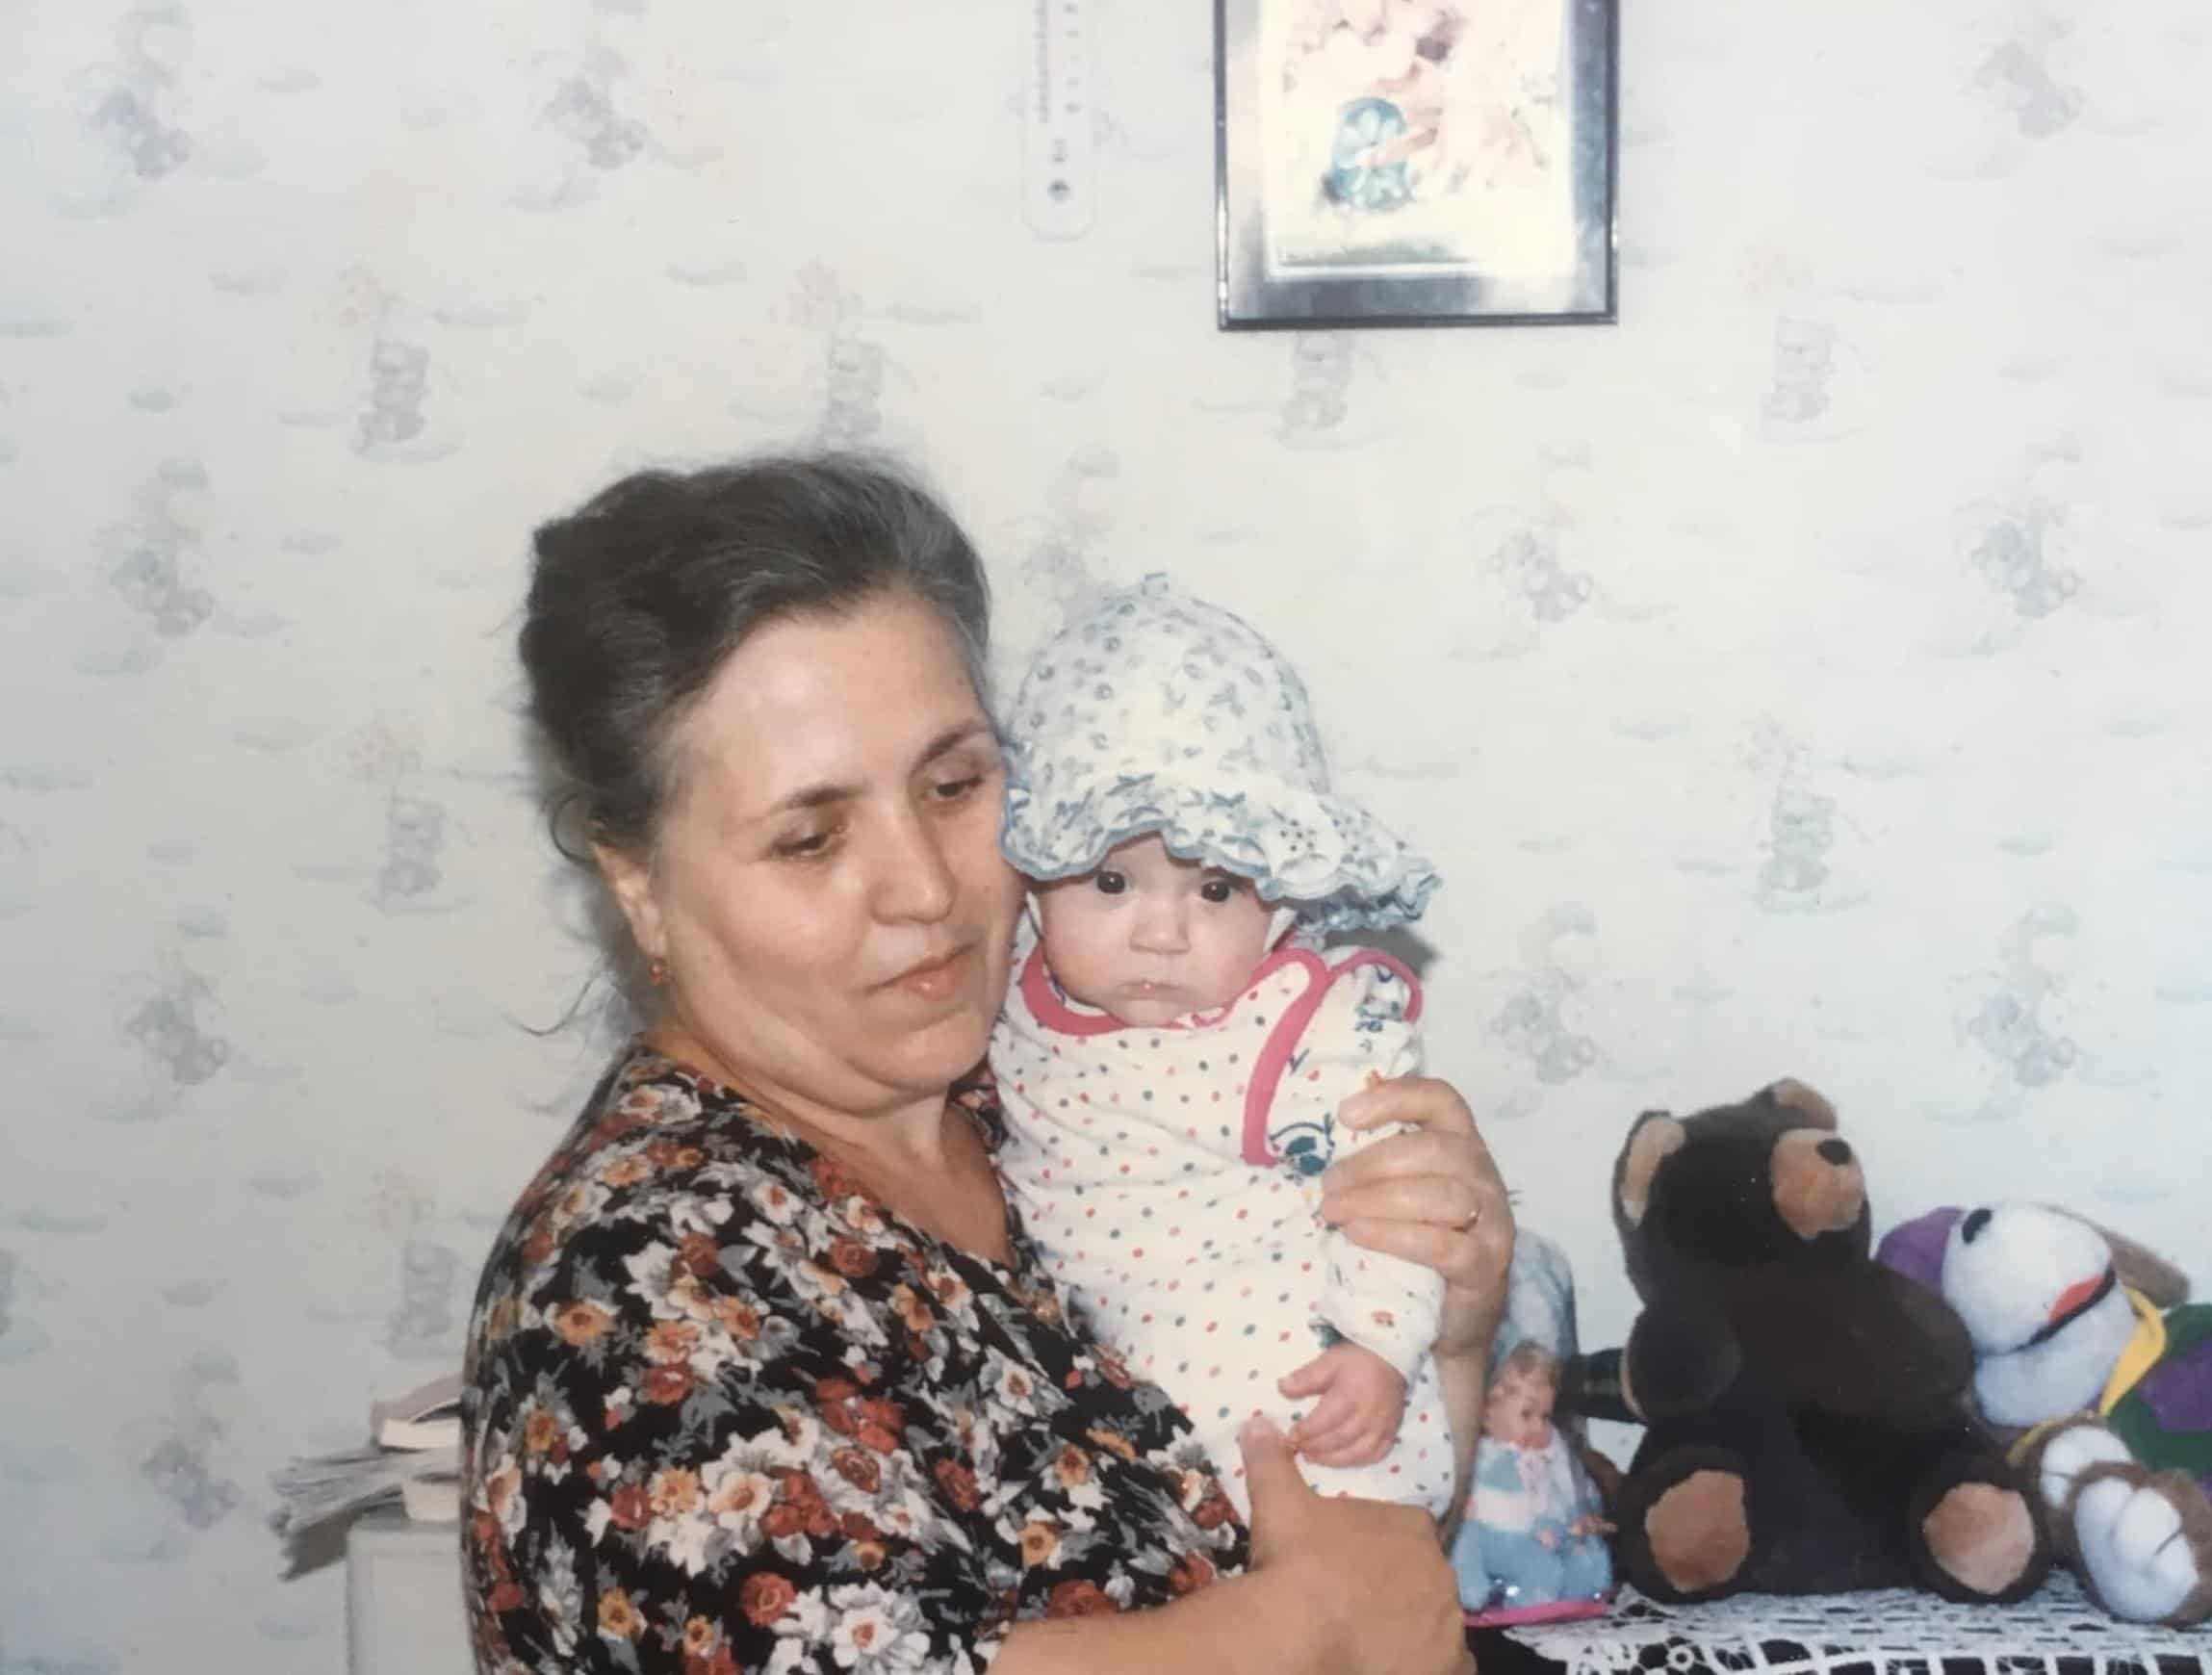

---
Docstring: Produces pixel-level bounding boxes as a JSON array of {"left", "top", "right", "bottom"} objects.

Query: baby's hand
[{"left": 1279, "top": 1343, "right": 1407, "bottom": 1468}]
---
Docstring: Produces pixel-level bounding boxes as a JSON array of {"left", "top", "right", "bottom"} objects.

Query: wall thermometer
[{"left": 1022, "top": 0, "right": 1095, "bottom": 238}]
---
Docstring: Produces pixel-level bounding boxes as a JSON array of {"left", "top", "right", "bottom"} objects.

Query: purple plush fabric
[
  {"left": 1876, "top": 1208, "right": 1962, "bottom": 1296},
  {"left": 2134, "top": 1337, "right": 2212, "bottom": 1431}
]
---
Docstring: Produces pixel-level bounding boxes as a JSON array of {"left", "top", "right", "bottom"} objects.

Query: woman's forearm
[
  {"left": 1432, "top": 1292, "right": 1505, "bottom": 1541},
  {"left": 992, "top": 1567, "right": 1330, "bottom": 1675}
]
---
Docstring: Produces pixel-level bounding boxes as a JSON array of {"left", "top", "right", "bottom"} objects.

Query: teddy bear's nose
[
  {"left": 1960, "top": 1206, "right": 1993, "bottom": 1244},
  {"left": 1816, "top": 1139, "right": 1853, "bottom": 1167}
]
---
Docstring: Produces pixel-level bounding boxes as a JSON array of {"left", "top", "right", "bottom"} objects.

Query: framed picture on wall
[{"left": 1215, "top": 0, "right": 1618, "bottom": 329}]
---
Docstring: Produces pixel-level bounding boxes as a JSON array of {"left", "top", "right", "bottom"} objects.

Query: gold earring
[{"left": 647, "top": 957, "right": 668, "bottom": 986}]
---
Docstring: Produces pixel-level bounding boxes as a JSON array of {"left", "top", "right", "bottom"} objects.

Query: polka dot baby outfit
[{"left": 990, "top": 916, "right": 1455, "bottom": 1520}]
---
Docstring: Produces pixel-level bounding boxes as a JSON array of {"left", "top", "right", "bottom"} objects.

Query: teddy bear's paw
[
  {"left": 1920, "top": 1480, "right": 2041, "bottom": 1600},
  {"left": 2035, "top": 1420, "right": 2132, "bottom": 1519},
  {"left": 2072, "top": 1470, "right": 2203, "bottom": 1625},
  {"left": 1621, "top": 1454, "right": 1752, "bottom": 1601}
]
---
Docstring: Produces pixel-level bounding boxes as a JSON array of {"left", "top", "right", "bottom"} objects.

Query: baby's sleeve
[{"left": 1259, "top": 953, "right": 1444, "bottom": 1378}]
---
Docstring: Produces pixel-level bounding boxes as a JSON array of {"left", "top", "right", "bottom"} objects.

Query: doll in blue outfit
[
  {"left": 990, "top": 575, "right": 1457, "bottom": 1521},
  {"left": 1451, "top": 1231, "right": 1613, "bottom": 1624},
  {"left": 1463, "top": 1344, "right": 1611, "bottom": 1615}
]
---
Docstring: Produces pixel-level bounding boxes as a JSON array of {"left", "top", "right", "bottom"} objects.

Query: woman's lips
[{"left": 885, "top": 944, "right": 974, "bottom": 1002}]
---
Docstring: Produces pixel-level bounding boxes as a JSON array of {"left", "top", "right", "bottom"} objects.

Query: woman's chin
[{"left": 876, "top": 1010, "right": 999, "bottom": 1094}]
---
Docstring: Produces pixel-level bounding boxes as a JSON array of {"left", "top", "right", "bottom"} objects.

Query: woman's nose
[{"left": 872, "top": 812, "right": 956, "bottom": 923}]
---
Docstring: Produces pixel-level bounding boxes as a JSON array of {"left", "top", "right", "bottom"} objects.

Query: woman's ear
[{"left": 593, "top": 841, "right": 666, "bottom": 966}]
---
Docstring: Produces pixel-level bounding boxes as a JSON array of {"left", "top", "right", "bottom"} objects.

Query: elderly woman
[{"left": 462, "top": 453, "right": 1514, "bottom": 1675}]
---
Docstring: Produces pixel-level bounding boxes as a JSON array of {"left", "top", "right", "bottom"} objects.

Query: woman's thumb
[{"left": 1236, "top": 1415, "right": 1310, "bottom": 1532}]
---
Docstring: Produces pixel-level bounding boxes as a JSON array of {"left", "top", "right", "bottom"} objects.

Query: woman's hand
[
  {"left": 1319, "top": 1076, "right": 1514, "bottom": 1361},
  {"left": 994, "top": 1417, "right": 1474, "bottom": 1675},
  {"left": 1240, "top": 1417, "right": 1472, "bottom": 1675}
]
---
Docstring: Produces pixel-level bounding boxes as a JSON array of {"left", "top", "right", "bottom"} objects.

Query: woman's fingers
[
  {"left": 1318, "top": 1150, "right": 1512, "bottom": 1239},
  {"left": 1335, "top": 1073, "right": 1479, "bottom": 1141},
  {"left": 1335, "top": 1198, "right": 1515, "bottom": 1282},
  {"left": 1322, "top": 1087, "right": 1505, "bottom": 1229},
  {"left": 1327, "top": 1214, "right": 1479, "bottom": 1280},
  {"left": 1322, "top": 1071, "right": 1518, "bottom": 1405}
]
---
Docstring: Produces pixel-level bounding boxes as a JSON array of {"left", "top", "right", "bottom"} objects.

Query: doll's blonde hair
[{"left": 1493, "top": 1341, "right": 1560, "bottom": 1393}]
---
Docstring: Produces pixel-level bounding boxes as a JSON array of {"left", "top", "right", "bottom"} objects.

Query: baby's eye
[
  {"left": 1198, "top": 876, "right": 1247, "bottom": 904},
  {"left": 1093, "top": 870, "right": 1127, "bottom": 896}
]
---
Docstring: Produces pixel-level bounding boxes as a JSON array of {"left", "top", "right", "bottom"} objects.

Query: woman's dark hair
[{"left": 520, "top": 451, "right": 991, "bottom": 858}]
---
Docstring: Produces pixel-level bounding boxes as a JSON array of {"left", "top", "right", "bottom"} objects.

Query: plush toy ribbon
[{"left": 2003, "top": 1284, "right": 2169, "bottom": 1468}]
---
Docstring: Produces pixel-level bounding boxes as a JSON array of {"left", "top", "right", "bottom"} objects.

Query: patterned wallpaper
[{"left": 4, "top": 2, "right": 2208, "bottom": 1668}]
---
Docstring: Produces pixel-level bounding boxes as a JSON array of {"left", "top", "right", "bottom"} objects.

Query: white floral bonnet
[{"left": 998, "top": 574, "right": 1439, "bottom": 937}]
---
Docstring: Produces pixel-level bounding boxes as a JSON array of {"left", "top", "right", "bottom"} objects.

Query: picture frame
[{"left": 1215, "top": 0, "right": 1618, "bottom": 330}]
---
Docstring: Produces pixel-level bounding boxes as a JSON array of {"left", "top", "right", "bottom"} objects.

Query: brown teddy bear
[{"left": 1559, "top": 1081, "right": 2051, "bottom": 1604}]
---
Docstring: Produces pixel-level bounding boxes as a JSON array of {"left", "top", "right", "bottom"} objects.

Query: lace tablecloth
[{"left": 1506, "top": 1574, "right": 2209, "bottom": 1675}]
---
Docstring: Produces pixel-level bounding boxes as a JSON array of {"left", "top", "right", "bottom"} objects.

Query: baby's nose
[{"left": 1132, "top": 903, "right": 1190, "bottom": 950}]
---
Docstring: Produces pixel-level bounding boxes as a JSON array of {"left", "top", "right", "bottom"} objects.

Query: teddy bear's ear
[
  {"left": 2039, "top": 1205, "right": 2192, "bottom": 1309},
  {"left": 1765, "top": 1078, "right": 1837, "bottom": 1130},
  {"left": 1616, "top": 1113, "right": 1686, "bottom": 1226}
]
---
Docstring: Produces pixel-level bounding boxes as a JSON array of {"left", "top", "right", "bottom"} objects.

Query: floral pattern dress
[{"left": 461, "top": 1044, "right": 1248, "bottom": 1675}]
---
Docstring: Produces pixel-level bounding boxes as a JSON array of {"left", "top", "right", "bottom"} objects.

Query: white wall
[{"left": 3, "top": 2, "right": 2207, "bottom": 1668}]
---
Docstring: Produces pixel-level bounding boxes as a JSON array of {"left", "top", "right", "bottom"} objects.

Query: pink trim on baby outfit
[
  {"left": 1016, "top": 939, "right": 1422, "bottom": 1169},
  {"left": 1237, "top": 949, "right": 1420, "bottom": 1167}
]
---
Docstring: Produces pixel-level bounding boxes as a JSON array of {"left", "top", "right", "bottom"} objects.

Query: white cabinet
[{"left": 346, "top": 1511, "right": 473, "bottom": 1675}]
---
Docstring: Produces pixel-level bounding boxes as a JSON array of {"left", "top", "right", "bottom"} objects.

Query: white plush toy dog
[{"left": 1879, "top": 1201, "right": 2212, "bottom": 1626}]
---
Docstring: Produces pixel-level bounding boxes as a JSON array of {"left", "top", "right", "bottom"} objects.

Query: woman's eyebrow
[
  {"left": 769, "top": 783, "right": 856, "bottom": 814},
  {"left": 758, "top": 723, "right": 996, "bottom": 819},
  {"left": 914, "top": 720, "right": 995, "bottom": 769}
]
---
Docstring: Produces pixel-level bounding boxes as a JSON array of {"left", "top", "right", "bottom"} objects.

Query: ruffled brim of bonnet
[{"left": 1000, "top": 768, "right": 1439, "bottom": 939}]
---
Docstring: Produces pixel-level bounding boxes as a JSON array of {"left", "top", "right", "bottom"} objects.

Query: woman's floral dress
[{"left": 461, "top": 1045, "right": 1248, "bottom": 1675}]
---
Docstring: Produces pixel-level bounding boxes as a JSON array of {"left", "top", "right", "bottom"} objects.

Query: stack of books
[{"left": 270, "top": 1373, "right": 463, "bottom": 1549}]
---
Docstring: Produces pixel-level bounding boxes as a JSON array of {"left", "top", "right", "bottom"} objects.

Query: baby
[{"left": 990, "top": 576, "right": 1453, "bottom": 1520}]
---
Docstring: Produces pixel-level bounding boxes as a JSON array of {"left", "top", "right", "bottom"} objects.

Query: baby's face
[
  {"left": 1482, "top": 1376, "right": 1556, "bottom": 1449},
  {"left": 1033, "top": 834, "right": 1276, "bottom": 1026}
]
